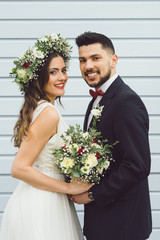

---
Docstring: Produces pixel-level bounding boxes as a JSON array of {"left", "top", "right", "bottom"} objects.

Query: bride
[{"left": 0, "top": 33, "right": 93, "bottom": 240}]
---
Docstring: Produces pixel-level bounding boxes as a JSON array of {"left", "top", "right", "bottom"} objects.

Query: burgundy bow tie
[{"left": 89, "top": 89, "right": 104, "bottom": 99}]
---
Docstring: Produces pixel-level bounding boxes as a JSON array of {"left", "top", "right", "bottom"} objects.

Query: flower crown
[{"left": 10, "top": 33, "right": 72, "bottom": 94}]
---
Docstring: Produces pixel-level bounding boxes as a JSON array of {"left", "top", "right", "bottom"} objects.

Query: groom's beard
[{"left": 84, "top": 69, "right": 111, "bottom": 89}]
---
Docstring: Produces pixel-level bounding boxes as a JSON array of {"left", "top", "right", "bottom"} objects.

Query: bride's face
[{"left": 44, "top": 56, "right": 68, "bottom": 103}]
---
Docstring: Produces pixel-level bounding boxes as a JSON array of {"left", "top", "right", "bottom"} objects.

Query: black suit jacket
[{"left": 83, "top": 76, "right": 152, "bottom": 240}]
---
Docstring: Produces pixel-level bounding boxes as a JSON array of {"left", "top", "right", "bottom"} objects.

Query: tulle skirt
[{"left": 0, "top": 172, "right": 84, "bottom": 240}]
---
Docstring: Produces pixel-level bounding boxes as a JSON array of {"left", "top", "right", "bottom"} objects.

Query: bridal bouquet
[{"left": 53, "top": 105, "right": 117, "bottom": 183}]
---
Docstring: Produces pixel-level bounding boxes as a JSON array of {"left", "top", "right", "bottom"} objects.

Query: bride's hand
[{"left": 68, "top": 181, "right": 94, "bottom": 195}]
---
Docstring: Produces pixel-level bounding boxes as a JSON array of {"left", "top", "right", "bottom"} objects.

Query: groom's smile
[{"left": 85, "top": 70, "right": 100, "bottom": 79}]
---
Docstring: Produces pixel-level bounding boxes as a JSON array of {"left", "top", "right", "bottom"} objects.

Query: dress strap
[{"left": 31, "top": 100, "right": 59, "bottom": 125}]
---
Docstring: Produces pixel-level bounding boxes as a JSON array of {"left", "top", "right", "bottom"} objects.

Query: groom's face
[{"left": 78, "top": 43, "right": 114, "bottom": 90}]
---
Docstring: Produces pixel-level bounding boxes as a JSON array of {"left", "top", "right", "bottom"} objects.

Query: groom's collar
[{"left": 100, "top": 75, "right": 124, "bottom": 103}]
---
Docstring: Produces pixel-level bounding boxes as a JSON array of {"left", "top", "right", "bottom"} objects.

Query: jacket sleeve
[{"left": 90, "top": 92, "right": 151, "bottom": 207}]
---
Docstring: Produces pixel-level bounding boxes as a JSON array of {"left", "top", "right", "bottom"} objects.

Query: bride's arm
[{"left": 11, "top": 106, "right": 92, "bottom": 195}]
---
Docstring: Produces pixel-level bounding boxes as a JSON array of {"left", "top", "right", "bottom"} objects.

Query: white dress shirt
[{"left": 87, "top": 73, "right": 118, "bottom": 129}]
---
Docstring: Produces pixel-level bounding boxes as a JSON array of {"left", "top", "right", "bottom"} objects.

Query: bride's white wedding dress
[{"left": 0, "top": 101, "right": 84, "bottom": 240}]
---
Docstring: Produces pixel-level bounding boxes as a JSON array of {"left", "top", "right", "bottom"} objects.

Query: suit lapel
[
  {"left": 84, "top": 76, "right": 124, "bottom": 131},
  {"left": 96, "top": 76, "right": 124, "bottom": 124}
]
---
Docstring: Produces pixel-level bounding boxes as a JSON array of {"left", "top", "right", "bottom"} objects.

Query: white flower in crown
[
  {"left": 10, "top": 33, "right": 72, "bottom": 94},
  {"left": 17, "top": 68, "right": 27, "bottom": 81},
  {"left": 50, "top": 33, "right": 59, "bottom": 41},
  {"left": 61, "top": 157, "right": 74, "bottom": 169},
  {"left": 32, "top": 47, "right": 44, "bottom": 59},
  {"left": 85, "top": 154, "right": 98, "bottom": 168}
]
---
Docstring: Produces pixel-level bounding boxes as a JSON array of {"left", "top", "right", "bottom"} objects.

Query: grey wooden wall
[{"left": 0, "top": 0, "right": 160, "bottom": 239}]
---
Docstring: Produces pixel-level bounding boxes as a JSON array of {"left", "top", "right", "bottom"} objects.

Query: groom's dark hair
[{"left": 76, "top": 31, "right": 115, "bottom": 54}]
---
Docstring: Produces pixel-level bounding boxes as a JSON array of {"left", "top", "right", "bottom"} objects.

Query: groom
[{"left": 71, "top": 32, "right": 152, "bottom": 240}]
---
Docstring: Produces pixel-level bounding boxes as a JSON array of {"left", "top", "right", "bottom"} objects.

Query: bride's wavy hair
[{"left": 13, "top": 52, "right": 64, "bottom": 148}]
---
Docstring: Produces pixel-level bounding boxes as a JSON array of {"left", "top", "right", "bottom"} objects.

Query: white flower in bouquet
[
  {"left": 61, "top": 157, "right": 74, "bottom": 169},
  {"left": 85, "top": 154, "right": 98, "bottom": 168},
  {"left": 91, "top": 143, "right": 101, "bottom": 149},
  {"left": 85, "top": 161, "right": 93, "bottom": 168},
  {"left": 50, "top": 33, "right": 59, "bottom": 41},
  {"left": 97, "top": 166, "right": 104, "bottom": 175},
  {"left": 103, "top": 160, "right": 110, "bottom": 170},
  {"left": 65, "top": 135, "right": 72, "bottom": 143},
  {"left": 82, "top": 132, "right": 89, "bottom": 138},
  {"left": 39, "top": 36, "right": 48, "bottom": 42},
  {"left": 68, "top": 143, "right": 80, "bottom": 153},
  {"left": 81, "top": 166, "right": 91, "bottom": 175}
]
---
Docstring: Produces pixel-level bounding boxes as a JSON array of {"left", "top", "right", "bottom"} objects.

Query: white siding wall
[{"left": 0, "top": 0, "right": 160, "bottom": 239}]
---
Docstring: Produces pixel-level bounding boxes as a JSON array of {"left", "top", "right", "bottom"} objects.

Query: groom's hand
[{"left": 69, "top": 192, "right": 93, "bottom": 204}]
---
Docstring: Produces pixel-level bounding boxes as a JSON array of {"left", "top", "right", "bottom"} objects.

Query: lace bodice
[{"left": 31, "top": 101, "right": 68, "bottom": 175}]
